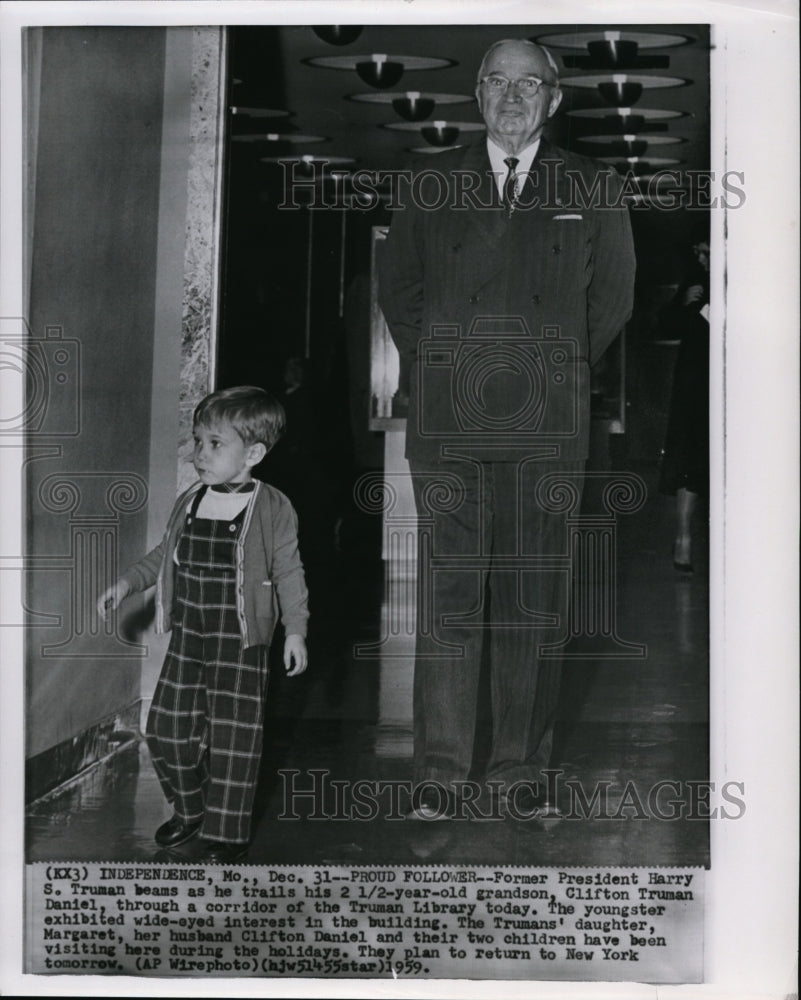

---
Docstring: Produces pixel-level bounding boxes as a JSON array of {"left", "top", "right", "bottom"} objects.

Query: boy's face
[{"left": 192, "top": 421, "right": 265, "bottom": 485}]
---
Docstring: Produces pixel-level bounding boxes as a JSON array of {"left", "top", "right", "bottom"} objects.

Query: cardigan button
[{"left": 229, "top": 524, "right": 237, "bottom": 532}]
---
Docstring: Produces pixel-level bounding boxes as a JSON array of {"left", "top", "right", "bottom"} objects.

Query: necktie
[{"left": 503, "top": 156, "right": 519, "bottom": 215}]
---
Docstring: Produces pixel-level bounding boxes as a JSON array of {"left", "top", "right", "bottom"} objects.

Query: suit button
[
  {"left": 468, "top": 295, "right": 480, "bottom": 304},
  {"left": 552, "top": 245, "right": 562, "bottom": 254},
  {"left": 531, "top": 294, "right": 540, "bottom": 304},
  {"left": 452, "top": 243, "right": 461, "bottom": 252}
]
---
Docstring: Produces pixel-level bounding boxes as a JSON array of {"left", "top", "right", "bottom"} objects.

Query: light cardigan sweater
[{"left": 120, "top": 480, "right": 309, "bottom": 649}]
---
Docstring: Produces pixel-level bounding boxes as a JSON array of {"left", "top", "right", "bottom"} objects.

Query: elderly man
[{"left": 378, "top": 39, "right": 635, "bottom": 819}]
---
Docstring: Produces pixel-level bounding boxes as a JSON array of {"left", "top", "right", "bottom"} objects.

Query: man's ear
[
  {"left": 547, "top": 87, "right": 563, "bottom": 119},
  {"left": 246, "top": 442, "right": 268, "bottom": 467}
]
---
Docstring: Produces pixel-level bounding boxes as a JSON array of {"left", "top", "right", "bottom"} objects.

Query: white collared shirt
[{"left": 487, "top": 137, "right": 541, "bottom": 198}]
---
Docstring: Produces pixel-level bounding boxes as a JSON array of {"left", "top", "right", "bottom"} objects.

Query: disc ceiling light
[{"left": 305, "top": 53, "right": 455, "bottom": 90}]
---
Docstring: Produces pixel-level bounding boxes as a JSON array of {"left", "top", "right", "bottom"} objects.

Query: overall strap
[{"left": 188, "top": 485, "right": 208, "bottom": 518}]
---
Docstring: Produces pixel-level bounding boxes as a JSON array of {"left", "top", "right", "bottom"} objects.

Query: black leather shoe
[
  {"left": 498, "top": 783, "right": 560, "bottom": 820},
  {"left": 200, "top": 841, "right": 248, "bottom": 863},
  {"left": 409, "top": 786, "right": 457, "bottom": 821},
  {"left": 154, "top": 815, "right": 202, "bottom": 847}
]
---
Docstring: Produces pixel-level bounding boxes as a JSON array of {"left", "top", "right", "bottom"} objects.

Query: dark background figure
[
  {"left": 259, "top": 353, "right": 357, "bottom": 725},
  {"left": 659, "top": 238, "right": 710, "bottom": 572},
  {"left": 264, "top": 355, "right": 341, "bottom": 567}
]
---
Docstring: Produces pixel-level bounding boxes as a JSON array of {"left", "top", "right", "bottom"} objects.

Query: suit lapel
[
  {"left": 443, "top": 138, "right": 571, "bottom": 295},
  {"left": 521, "top": 138, "right": 570, "bottom": 210},
  {"left": 450, "top": 142, "right": 507, "bottom": 282}
]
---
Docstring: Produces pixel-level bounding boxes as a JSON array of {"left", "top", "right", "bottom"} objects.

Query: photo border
[{"left": 1, "top": 1, "right": 798, "bottom": 997}]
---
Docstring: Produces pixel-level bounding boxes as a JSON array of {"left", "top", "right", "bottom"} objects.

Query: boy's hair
[{"left": 193, "top": 386, "right": 286, "bottom": 451}]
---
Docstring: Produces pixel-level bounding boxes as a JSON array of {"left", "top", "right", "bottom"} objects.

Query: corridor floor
[{"left": 26, "top": 465, "right": 710, "bottom": 868}]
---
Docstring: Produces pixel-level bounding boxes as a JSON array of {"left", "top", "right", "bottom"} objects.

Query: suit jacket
[{"left": 378, "top": 138, "right": 636, "bottom": 463}]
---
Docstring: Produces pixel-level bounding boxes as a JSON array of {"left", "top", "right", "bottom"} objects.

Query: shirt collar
[
  {"left": 486, "top": 136, "right": 542, "bottom": 194},
  {"left": 209, "top": 481, "right": 256, "bottom": 494}
]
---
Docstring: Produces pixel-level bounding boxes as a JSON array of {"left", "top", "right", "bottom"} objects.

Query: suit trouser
[{"left": 409, "top": 455, "right": 584, "bottom": 790}]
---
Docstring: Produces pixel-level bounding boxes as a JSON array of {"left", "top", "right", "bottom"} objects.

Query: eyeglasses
[{"left": 479, "top": 75, "right": 552, "bottom": 96}]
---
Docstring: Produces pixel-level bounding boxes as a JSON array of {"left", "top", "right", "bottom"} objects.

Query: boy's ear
[{"left": 246, "top": 442, "right": 268, "bottom": 467}]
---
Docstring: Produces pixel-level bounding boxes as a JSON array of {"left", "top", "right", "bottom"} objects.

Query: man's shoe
[
  {"left": 154, "top": 815, "right": 202, "bottom": 847},
  {"left": 497, "top": 782, "right": 560, "bottom": 820},
  {"left": 409, "top": 786, "right": 457, "bottom": 821},
  {"left": 200, "top": 841, "right": 248, "bottom": 863}
]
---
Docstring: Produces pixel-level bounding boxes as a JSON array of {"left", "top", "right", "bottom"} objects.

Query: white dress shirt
[{"left": 487, "top": 136, "right": 541, "bottom": 199}]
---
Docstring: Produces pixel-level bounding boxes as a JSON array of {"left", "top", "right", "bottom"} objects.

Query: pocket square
[{"left": 553, "top": 213, "right": 583, "bottom": 220}]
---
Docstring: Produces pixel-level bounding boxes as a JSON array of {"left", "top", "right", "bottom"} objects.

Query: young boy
[{"left": 98, "top": 386, "right": 308, "bottom": 863}]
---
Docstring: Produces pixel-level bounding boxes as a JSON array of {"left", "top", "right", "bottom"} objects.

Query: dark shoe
[
  {"left": 154, "top": 815, "right": 202, "bottom": 847},
  {"left": 498, "top": 782, "right": 559, "bottom": 820},
  {"left": 200, "top": 840, "right": 248, "bottom": 863},
  {"left": 409, "top": 785, "right": 457, "bottom": 821}
]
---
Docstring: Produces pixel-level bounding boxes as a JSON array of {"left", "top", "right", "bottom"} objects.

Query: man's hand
[
  {"left": 96, "top": 580, "right": 130, "bottom": 620},
  {"left": 683, "top": 284, "right": 705, "bottom": 306},
  {"left": 284, "top": 634, "right": 308, "bottom": 676}
]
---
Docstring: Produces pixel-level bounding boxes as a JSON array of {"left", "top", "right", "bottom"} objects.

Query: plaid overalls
[{"left": 146, "top": 486, "right": 269, "bottom": 844}]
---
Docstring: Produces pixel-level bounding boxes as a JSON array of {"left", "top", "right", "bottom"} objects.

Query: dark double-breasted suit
[{"left": 379, "top": 138, "right": 635, "bottom": 791}]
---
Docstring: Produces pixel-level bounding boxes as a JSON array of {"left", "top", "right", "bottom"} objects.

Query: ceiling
[{"left": 228, "top": 23, "right": 711, "bottom": 192}]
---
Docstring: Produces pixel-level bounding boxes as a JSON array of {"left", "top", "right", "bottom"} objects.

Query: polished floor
[{"left": 26, "top": 463, "right": 709, "bottom": 867}]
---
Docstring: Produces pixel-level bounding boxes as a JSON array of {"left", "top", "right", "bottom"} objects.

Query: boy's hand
[
  {"left": 97, "top": 580, "right": 130, "bottom": 620},
  {"left": 284, "top": 634, "right": 308, "bottom": 676}
]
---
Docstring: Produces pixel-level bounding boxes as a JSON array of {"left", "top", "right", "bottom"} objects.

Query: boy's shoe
[
  {"left": 154, "top": 815, "right": 202, "bottom": 847},
  {"left": 200, "top": 840, "right": 248, "bottom": 864}
]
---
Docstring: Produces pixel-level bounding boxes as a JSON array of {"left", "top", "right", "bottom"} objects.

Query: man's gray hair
[{"left": 476, "top": 39, "right": 560, "bottom": 85}]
